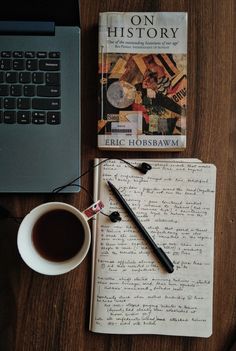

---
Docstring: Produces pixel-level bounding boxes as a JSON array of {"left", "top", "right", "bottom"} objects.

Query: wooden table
[{"left": 0, "top": 0, "right": 235, "bottom": 350}]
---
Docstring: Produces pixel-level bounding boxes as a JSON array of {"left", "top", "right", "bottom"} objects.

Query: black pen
[{"left": 107, "top": 181, "right": 174, "bottom": 274}]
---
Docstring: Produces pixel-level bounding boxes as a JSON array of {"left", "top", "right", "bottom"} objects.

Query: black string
[
  {"left": 52, "top": 158, "right": 140, "bottom": 194},
  {"left": 1, "top": 158, "right": 142, "bottom": 223},
  {"left": 53, "top": 183, "right": 94, "bottom": 203},
  {"left": 52, "top": 158, "right": 142, "bottom": 219}
]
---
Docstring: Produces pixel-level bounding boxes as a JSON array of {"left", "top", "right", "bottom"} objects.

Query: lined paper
[{"left": 90, "top": 159, "right": 216, "bottom": 337}]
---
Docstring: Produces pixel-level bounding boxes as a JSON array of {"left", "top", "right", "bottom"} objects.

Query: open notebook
[{"left": 89, "top": 159, "right": 216, "bottom": 337}]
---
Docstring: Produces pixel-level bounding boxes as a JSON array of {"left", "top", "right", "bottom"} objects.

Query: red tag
[{"left": 83, "top": 200, "right": 104, "bottom": 219}]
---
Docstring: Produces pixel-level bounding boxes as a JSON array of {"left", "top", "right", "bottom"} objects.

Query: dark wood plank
[{"left": 0, "top": 0, "right": 235, "bottom": 350}]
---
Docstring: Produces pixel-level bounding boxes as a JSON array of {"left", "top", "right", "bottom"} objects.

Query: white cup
[{"left": 17, "top": 202, "right": 94, "bottom": 275}]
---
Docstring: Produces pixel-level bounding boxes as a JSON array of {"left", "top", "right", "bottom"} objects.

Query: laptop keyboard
[{"left": 0, "top": 51, "right": 61, "bottom": 125}]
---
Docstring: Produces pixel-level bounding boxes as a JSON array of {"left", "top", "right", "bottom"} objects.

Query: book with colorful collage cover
[{"left": 98, "top": 12, "right": 187, "bottom": 150}]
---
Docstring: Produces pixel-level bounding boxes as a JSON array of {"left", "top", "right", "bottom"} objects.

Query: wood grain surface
[{"left": 0, "top": 0, "right": 235, "bottom": 350}]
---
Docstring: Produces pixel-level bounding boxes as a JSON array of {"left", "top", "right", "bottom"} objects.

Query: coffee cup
[{"left": 17, "top": 201, "right": 103, "bottom": 275}]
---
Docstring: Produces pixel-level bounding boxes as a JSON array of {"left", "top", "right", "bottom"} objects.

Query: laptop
[{"left": 0, "top": 0, "right": 80, "bottom": 192}]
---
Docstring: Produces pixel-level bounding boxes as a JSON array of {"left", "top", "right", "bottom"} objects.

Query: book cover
[{"left": 98, "top": 12, "right": 187, "bottom": 151}]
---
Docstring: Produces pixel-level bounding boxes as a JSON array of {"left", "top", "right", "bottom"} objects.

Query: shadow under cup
[{"left": 17, "top": 202, "right": 91, "bottom": 275}]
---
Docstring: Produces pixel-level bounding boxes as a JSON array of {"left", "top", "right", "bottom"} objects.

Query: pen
[{"left": 107, "top": 181, "right": 174, "bottom": 274}]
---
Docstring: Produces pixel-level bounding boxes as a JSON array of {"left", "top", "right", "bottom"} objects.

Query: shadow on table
[{"left": 0, "top": 219, "right": 21, "bottom": 351}]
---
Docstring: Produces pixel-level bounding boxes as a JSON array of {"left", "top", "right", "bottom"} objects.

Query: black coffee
[{"left": 32, "top": 209, "right": 85, "bottom": 262}]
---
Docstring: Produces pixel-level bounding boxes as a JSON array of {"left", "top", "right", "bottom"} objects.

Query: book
[
  {"left": 97, "top": 12, "right": 187, "bottom": 151},
  {"left": 89, "top": 159, "right": 216, "bottom": 337}
]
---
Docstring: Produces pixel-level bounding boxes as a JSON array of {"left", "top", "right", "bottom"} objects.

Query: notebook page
[
  {"left": 89, "top": 158, "right": 202, "bottom": 330},
  {"left": 90, "top": 159, "right": 216, "bottom": 336}
]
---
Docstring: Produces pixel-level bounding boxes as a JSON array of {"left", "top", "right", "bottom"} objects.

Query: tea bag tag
[{"left": 82, "top": 200, "right": 104, "bottom": 220}]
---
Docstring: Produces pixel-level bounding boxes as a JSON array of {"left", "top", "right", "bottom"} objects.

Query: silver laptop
[{"left": 0, "top": 0, "right": 80, "bottom": 192}]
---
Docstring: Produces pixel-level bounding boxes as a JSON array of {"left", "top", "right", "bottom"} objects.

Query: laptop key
[
  {"left": 6, "top": 72, "right": 18, "bottom": 83},
  {"left": 13, "top": 51, "right": 24, "bottom": 58},
  {"left": 4, "top": 111, "right": 16, "bottom": 124},
  {"left": 10, "top": 85, "right": 22, "bottom": 96},
  {"left": 25, "top": 52, "right": 35, "bottom": 58},
  {"left": 4, "top": 98, "right": 16, "bottom": 109},
  {"left": 32, "top": 111, "right": 46, "bottom": 124},
  {"left": 13, "top": 59, "right": 25, "bottom": 70},
  {"left": 0, "top": 72, "right": 4, "bottom": 83},
  {"left": 17, "top": 98, "right": 31, "bottom": 109},
  {"left": 17, "top": 111, "right": 31, "bottom": 124},
  {"left": 0, "top": 59, "right": 11, "bottom": 70},
  {"left": 39, "top": 60, "right": 60, "bottom": 71},
  {"left": 0, "top": 111, "right": 2, "bottom": 122},
  {"left": 19, "top": 72, "right": 31, "bottom": 83},
  {"left": 26, "top": 59, "right": 38, "bottom": 71},
  {"left": 49, "top": 52, "right": 60, "bottom": 58},
  {"left": 24, "top": 85, "right": 35, "bottom": 96},
  {"left": 37, "top": 86, "right": 60, "bottom": 97},
  {"left": 0, "top": 98, "right": 2, "bottom": 108},
  {"left": 47, "top": 112, "right": 61, "bottom": 124},
  {"left": 0, "top": 85, "right": 9, "bottom": 96},
  {"left": 32, "top": 98, "right": 60, "bottom": 110},
  {"left": 32, "top": 72, "right": 44, "bottom": 84},
  {"left": 1, "top": 51, "right": 11, "bottom": 58},
  {"left": 37, "top": 52, "right": 47, "bottom": 58},
  {"left": 45, "top": 73, "right": 60, "bottom": 86}
]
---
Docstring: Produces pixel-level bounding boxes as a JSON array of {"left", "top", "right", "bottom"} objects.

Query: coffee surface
[{"left": 32, "top": 209, "right": 85, "bottom": 262}]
